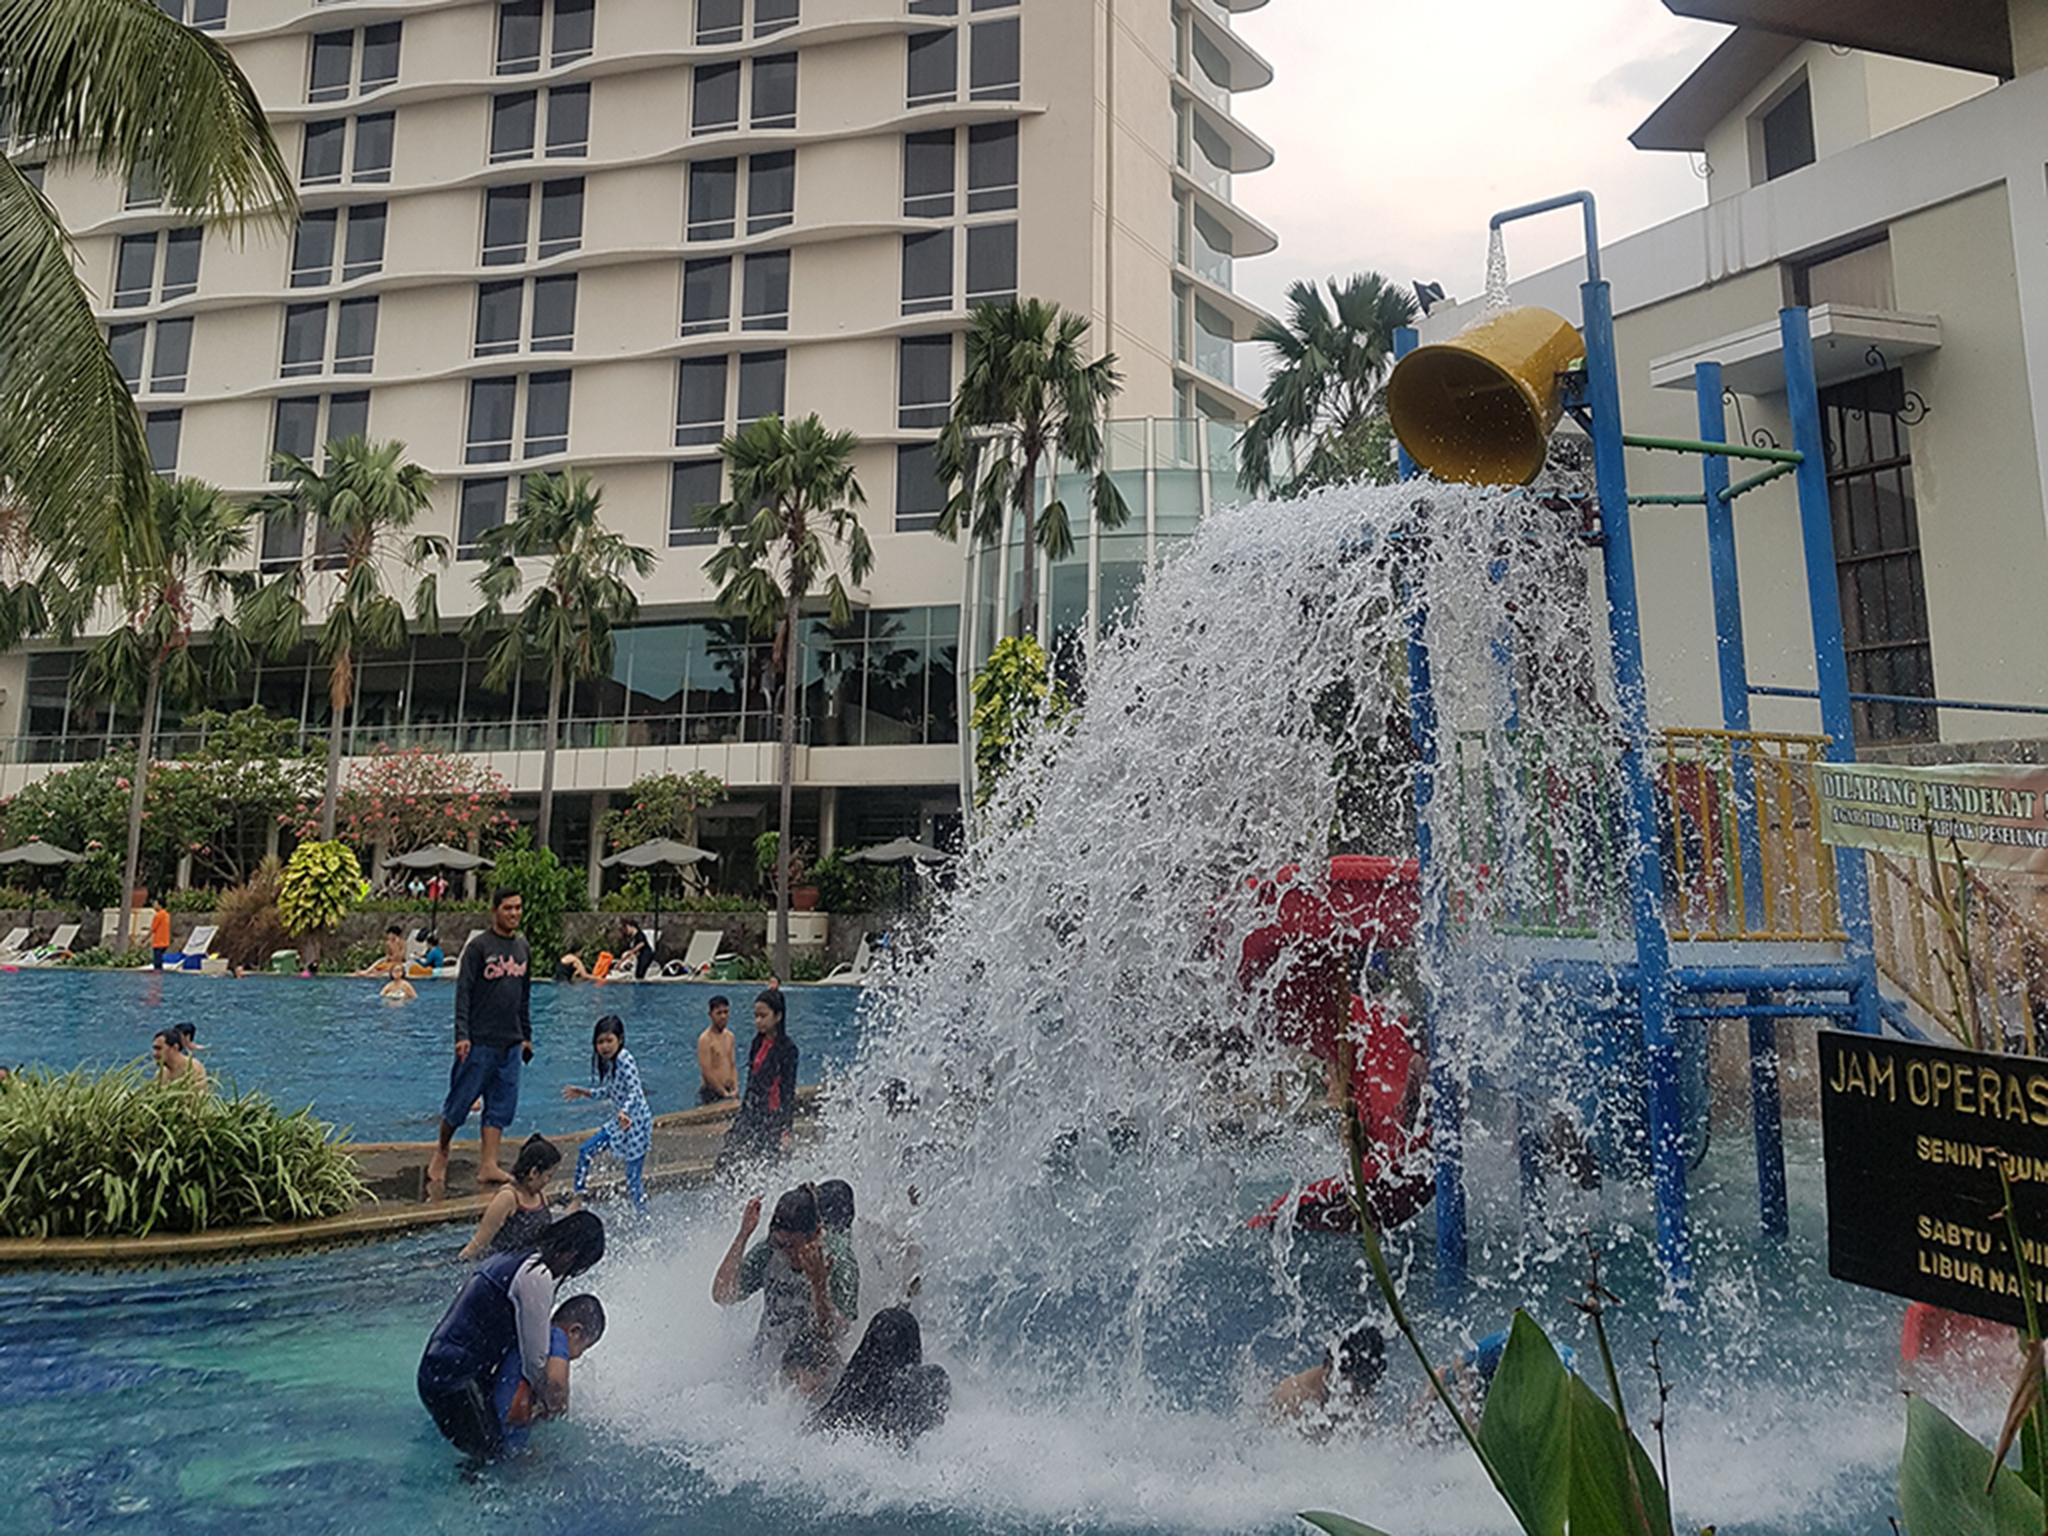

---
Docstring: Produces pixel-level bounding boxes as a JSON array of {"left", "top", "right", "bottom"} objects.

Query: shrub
[
  {"left": 297, "top": 745, "right": 513, "bottom": 860},
  {"left": 59, "top": 946, "right": 119, "bottom": 968},
  {"left": 788, "top": 951, "right": 830, "bottom": 982},
  {"left": 165, "top": 887, "right": 224, "bottom": 913},
  {"left": 317, "top": 939, "right": 387, "bottom": 976},
  {"left": 969, "top": 635, "right": 1071, "bottom": 807},
  {"left": 812, "top": 852, "right": 901, "bottom": 914},
  {"left": 0, "top": 1065, "right": 367, "bottom": 1238},
  {"left": 493, "top": 834, "right": 577, "bottom": 963},
  {"left": 216, "top": 859, "right": 289, "bottom": 972},
  {"left": 601, "top": 770, "right": 727, "bottom": 850},
  {"left": 278, "top": 840, "right": 364, "bottom": 938}
]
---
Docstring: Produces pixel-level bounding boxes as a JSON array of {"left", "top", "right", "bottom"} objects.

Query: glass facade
[{"left": 5, "top": 610, "right": 961, "bottom": 763}]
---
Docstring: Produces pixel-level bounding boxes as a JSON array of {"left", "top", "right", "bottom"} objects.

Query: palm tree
[
  {"left": 468, "top": 470, "right": 654, "bottom": 852},
  {"left": 1238, "top": 272, "right": 1419, "bottom": 496},
  {"left": 69, "top": 478, "right": 251, "bottom": 952},
  {"left": 0, "top": 0, "right": 292, "bottom": 564},
  {"left": 243, "top": 437, "right": 447, "bottom": 838},
  {"left": 700, "top": 414, "right": 873, "bottom": 978},
  {"left": 935, "top": 298, "right": 1126, "bottom": 640}
]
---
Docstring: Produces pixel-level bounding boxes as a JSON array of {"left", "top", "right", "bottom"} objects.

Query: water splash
[{"left": 1483, "top": 226, "right": 1511, "bottom": 312}]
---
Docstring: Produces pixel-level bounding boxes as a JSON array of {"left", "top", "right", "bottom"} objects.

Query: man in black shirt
[{"left": 427, "top": 889, "right": 533, "bottom": 1192}]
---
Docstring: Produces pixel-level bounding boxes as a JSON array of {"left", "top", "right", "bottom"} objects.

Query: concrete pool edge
[{"left": 0, "top": 1090, "right": 819, "bottom": 1271}]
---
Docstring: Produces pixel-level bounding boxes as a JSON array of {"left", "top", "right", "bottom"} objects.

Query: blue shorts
[{"left": 442, "top": 1043, "right": 522, "bottom": 1131}]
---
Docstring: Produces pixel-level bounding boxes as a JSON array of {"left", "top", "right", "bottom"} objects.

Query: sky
[{"left": 1224, "top": 0, "right": 1731, "bottom": 354}]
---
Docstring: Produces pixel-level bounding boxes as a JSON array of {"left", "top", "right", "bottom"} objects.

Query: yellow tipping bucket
[{"left": 1386, "top": 306, "right": 1584, "bottom": 486}]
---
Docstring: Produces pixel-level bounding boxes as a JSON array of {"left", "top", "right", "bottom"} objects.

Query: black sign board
[{"left": 1820, "top": 1029, "right": 2048, "bottom": 1327}]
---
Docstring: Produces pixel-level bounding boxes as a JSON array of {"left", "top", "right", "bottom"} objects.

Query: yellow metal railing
[
  {"left": 1869, "top": 851, "right": 2048, "bottom": 1056},
  {"left": 1655, "top": 728, "right": 1846, "bottom": 943}
]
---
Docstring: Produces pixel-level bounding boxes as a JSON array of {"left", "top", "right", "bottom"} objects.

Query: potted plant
[{"left": 755, "top": 831, "right": 820, "bottom": 912}]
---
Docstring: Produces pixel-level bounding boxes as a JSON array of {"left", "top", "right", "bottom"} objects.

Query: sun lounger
[
  {"left": 169, "top": 924, "right": 218, "bottom": 970},
  {"left": 818, "top": 934, "right": 876, "bottom": 986},
  {"left": 0, "top": 926, "right": 30, "bottom": 962},
  {"left": 677, "top": 928, "right": 734, "bottom": 977},
  {"left": 23, "top": 922, "right": 81, "bottom": 965}
]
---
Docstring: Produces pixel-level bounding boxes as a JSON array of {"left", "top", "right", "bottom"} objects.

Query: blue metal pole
[
  {"left": 1395, "top": 323, "right": 1468, "bottom": 1302},
  {"left": 1780, "top": 307, "right": 1882, "bottom": 1035},
  {"left": 1696, "top": 363, "right": 1788, "bottom": 1241},
  {"left": 1584, "top": 277, "right": 1692, "bottom": 1299}
]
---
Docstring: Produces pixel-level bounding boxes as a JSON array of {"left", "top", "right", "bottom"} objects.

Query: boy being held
[{"left": 494, "top": 1294, "right": 607, "bottom": 1453}]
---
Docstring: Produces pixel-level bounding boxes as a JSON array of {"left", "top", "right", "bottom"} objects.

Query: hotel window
[
  {"left": 491, "top": 91, "right": 538, "bottom": 161},
  {"left": 159, "top": 0, "right": 229, "bottom": 28},
  {"left": 681, "top": 256, "right": 731, "bottom": 335},
  {"left": 495, "top": 0, "right": 542, "bottom": 73},
  {"left": 459, "top": 477, "right": 511, "bottom": 558},
  {"left": 693, "top": 63, "right": 740, "bottom": 135},
  {"left": 533, "top": 274, "right": 577, "bottom": 349},
  {"left": 525, "top": 370, "right": 571, "bottom": 455},
  {"left": 552, "top": 0, "right": 595, "bottom": 63},
  {"left": 908, "top": 0, "right": 955, "bottom": 14},
  {"left": 145, "top": 410, "right": 182, "bottom": 475},
  {"left": 897, "top": 335, "right": 950, "bottom": 427},
  {"left": 755, "top": 0, "right": 798, "bottom": 34},
  {"left": 751, "top": 54, "right": 796, "bottom": 130},
  {"left": 301, "top": 120, "right": 345, "bottom": 184},
  {"left": 114, "top": 227, "right": 203, "bottom": 307},
  {"left": 675, "top": 357, "right": 728, "bottom": 446},
  {"left": 736, "top": 349, "right": 785, "bottom": 423},
  {"left": 965, "top": 221, "right": 1015, "bottom": 307},
  {"left": 342, "top": 203, "right": 386, "bottom": 279},
  {"left": 126, "top": 163, "right": 163, "bottom": 209},
  {"left": 696, "top": 0, "right": 742, "bottom": 44},
  {"left": 907, "top": 33, "right": 956, "bottom": 106},
  {"left": 290, "top": 204, "right": 385, "bottom": 285},
  {"left": 272, "top": 392, "right": 370, "bottom": 482},
  {"left": 282, "top": 303, "right": 329, "bottom": 377},
  {"left": 334, "top": 297, "right": 379, "bottom": 371},
  {"left": 967, "top": 122, "right": 1017, "bottom": 210},
  {"left": 281, "top": 298, "right": 376, "bottom": 375},
  {"left": 477, "top": 275, "right": 575, "bottom": 354},
  {"left": 303, "top": 114, "right": 393, "bottom": 185},
  {"left": 903, "top": 131, "right": 952, "bottom": 218},
  {"left": 107, "top": 318, "right": 192, "bottom": 395},
  {"left": 353, "top": 113, "right": 394, "bottom": 180},
  {"left": 483, "top": 178, "right": 583, "bottom": 263},
  {"left": 1758, "top": 78, "right": 1815, "bottom": 183},
  {"left": 901, "top": 229, "right": 951, "bottom": 314},
  {"left": 669, "top": 459, "right": 723, "bottom": 546},
  {"left": 741, "top": 250, "right": 789, "bottom": 330},
  {"left": 969, "top": 17, "right": 1019, "bottom": 101},
  {"left": 687, "top": 158, "right": 737, "bottom": 241},
  {"left": 895, "top": 442, "right": 946, "bottom": 532},
  {"left": 1823, "top": 368, "right": 1933, "bottom": 742},
  {"left": 746, "top": 152, "right": 794, "bottom": 234},
  {"left": 546, "top": 84, "right": 590, "bottom": 156},
  {"left": 466, "top": 374, "right": 568, "bottom": 462},
  {"left": 309, "top": 23, "right": 400, "bottom": 101},
  {"left": 467, "top": 376, "right": 518, "bottom": 462}
]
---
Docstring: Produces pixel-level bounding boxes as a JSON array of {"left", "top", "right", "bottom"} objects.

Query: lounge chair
[
  {"left": 24, "top": 922, "right": 81, "bottom": 965},
  {"left": 676, "top": 928, "right": 734, "bottom": 977},
  {"left": 818, "top": 934, "right": 877, "bottom": 987},
  {"left": 170, "top": 924, "right": 218, "bottom": 971},
  {"left": 0, "top": 926, "right": 30, "bottom": 962}
]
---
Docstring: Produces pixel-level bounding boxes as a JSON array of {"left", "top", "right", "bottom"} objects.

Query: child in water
[
  {"left": 493, "top": 1293, "right": 606, "bottom": 1453},
  {"left": 564, "top": 1015, "right": 652, "bottom": 1210}
]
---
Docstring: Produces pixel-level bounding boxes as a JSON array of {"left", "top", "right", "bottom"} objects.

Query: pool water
[
  {"left": 0, "top": 969, "right": 864, "bottom": 1142},
  {"left": 0, "top": 1113, "right": 1980, "bottom": 1536}
]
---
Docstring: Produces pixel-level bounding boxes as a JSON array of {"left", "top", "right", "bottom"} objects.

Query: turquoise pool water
[{"left": 0, "top": 969, "right": 864, "bottom": 1142}]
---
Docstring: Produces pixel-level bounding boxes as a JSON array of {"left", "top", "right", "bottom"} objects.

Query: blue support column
[
  {"left": 1395, "top": 323, "right": 1468, "bottom": 1302},
  {"left": 1584, "top": 278, "right": 1693, "bottom": 1299},
  {"left": 1696, "top": 363, "right": 1789, "bottom": 1241},
  {"left": 1780, "top": 308, "right": 1882, "bottom": 1036}
]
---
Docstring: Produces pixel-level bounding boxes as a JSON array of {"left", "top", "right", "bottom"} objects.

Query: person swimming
[
  {"left": 1269, "top": 1323, "right": 1388, "bottom": 1428},
  {"left": 810, "top": 1307, "right": 950, "bottom": 1445}
]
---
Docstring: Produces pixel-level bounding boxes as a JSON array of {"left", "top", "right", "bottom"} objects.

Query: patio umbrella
[
  {"left": 843, "top": 837, "right": 951, "bottom": 865},
  {"left": 0, "top": 839, "right": 85, "bottom": 928},
  {"left": 601, "top": 839, "right": 717, "bottom": 960},
  {"left": 386, "top": 843, "right": 495, "bottom": 935}
]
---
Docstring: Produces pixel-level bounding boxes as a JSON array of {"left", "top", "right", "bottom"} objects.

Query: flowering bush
[
  {"left": 601, "top": 771, "right": 728, "bottom": 850},
  {"left": 298, "top": 746, "right": 512, "bottom": 857}
]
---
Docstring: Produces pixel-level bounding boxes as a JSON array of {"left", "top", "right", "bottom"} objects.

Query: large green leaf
[
  {"left": 1298, "top": 1514, "right": 1395, "bottom": 1536},
  {"left": 1477, "top": 1310, "right": 1672, "bottom": 1536},
  {"left": 1899, "top": 1395, "right": 2044, "bottom": 1536}
]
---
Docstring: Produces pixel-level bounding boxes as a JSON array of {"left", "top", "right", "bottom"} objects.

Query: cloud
[{"left": 1221, "top": 0, "right": 1727, "bottom": 380}]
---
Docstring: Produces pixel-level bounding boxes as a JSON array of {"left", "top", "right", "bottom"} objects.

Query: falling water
[
  {"left": 1482, "top": 226, "right": 1511, "bottom": 312},
  {"left": 587, "top": 477, "right": 1941, "bottom": 1533}
]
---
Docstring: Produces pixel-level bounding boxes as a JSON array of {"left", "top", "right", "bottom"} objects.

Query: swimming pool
[{"left": 0, "top": 969, "right": 864, "bottom": 1144}]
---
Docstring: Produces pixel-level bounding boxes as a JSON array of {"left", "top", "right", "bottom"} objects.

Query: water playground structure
[{"left": 1299, "top": 190, "right": 1929, "bottom": 1303}]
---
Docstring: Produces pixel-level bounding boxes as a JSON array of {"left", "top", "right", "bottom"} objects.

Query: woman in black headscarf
[{"left": 809, "top": 1307, "right": 949, "bottom": 1444}]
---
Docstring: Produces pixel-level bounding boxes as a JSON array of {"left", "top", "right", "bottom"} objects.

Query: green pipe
[
  {"left": 1621, "top": 432, "right": 1805, "bottom": 466},
  {"left": 1629, "top": 493, "right": 1707, "bottom": 507},
  {"left": 1718, "top": 461, "right": 1799, "bottom": 501}
]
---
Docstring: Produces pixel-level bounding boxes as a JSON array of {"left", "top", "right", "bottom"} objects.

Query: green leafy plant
[
  {"left": 316, "top": 939, "right": 387, "bottom": 976},
  {"left": 277, "top": 839, "right": 363, "bottom": 940},
  {"left": 601, "top": 770, "right": 728, "bottom": 850},
  {"left": 970, "top": 635, "right": 1071, "bottom": 807},
  {"left": 58, "top": 945, "right": 118, "bottom": 968},
  {"left": 0, "top": 1065, "right": 366, "bottom": 1238},
  {"left": 492, "top": 833, "right": 577, "bottom": 965},
  {"left": 788, "top": 951, "right": 830, "bottom": 982},
  {"left": 811, "top": 851, "right": 901, "bottom": 914}
]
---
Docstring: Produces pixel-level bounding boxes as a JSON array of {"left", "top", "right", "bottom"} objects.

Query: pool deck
[{"left": 0, "top": 1090, "right": 818, "bottom": 1271}]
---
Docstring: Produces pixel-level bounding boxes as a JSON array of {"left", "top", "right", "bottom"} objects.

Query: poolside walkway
[{"left": 0, "top": 1090, "right": 818, "bottom": 1270}]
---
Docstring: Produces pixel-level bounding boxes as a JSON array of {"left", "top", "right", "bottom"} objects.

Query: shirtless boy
[{"left": 697, "top": 995, "right": 739, "bottom": 1105}]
